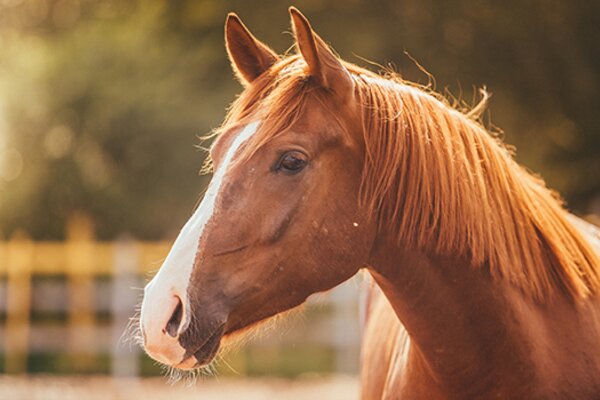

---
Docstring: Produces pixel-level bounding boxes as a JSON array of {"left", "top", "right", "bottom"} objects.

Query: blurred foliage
[{"left": 0, "top": 0, "right": 598, "bottom": 239}]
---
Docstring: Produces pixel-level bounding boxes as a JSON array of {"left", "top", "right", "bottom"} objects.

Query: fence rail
[
  {"left": 0, "top": 214, "right": 171, "bottom": 375},
  {"left": 0, "top": 214, "right": 362, "bottom": 376}
]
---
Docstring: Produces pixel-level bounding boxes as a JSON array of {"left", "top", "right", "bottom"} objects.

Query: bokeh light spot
[
  {"left": 0, "top": 148, "right": 23, "bottom": 181},
  {"left": 44, "top": 125, "right": 74, "bottom": 159}
]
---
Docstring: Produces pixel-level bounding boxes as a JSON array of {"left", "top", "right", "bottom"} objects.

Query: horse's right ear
[{"left": 225, "top": 13, "right": 279, "bottom": 86}]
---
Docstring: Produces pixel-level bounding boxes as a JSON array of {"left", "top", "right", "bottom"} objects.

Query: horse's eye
[{"left": 277, "top": 151, "right": 308, "bottom": 174}]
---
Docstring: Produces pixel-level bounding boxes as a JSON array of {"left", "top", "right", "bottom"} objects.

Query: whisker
[{"left": 120, "top": 299, "right": 144, "bottom": 350}]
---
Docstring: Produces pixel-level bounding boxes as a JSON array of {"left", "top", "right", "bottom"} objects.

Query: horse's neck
[
  {"left": 366, "top": 216, "right": 600, "bottom": 397},
  {"left": 367, "top": 239, "right": 542, "bottom": 395}
]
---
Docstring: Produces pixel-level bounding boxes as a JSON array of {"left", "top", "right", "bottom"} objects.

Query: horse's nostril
[{"left": 165, "top": 297, "right": 184, "bottom": 338}]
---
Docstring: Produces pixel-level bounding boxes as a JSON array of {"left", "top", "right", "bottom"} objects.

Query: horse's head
[{"left": 140, "top": 8, "right": 374, "bottom": 369}]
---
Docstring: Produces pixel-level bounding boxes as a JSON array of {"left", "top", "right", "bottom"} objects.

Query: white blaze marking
[{"left": 142, "top": 121, "right": 260, "bottom": 341}]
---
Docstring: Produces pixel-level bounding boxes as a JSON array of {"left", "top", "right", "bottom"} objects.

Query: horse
[{"left": 138, "top": 7, "right": 600, "bottom": 399}]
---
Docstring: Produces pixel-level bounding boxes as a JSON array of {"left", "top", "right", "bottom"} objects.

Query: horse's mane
[{"left": 215, "top": 55, "right": 600, "bottom": 301}]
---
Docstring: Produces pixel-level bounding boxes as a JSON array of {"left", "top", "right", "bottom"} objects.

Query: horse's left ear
[{"left": 289, "top": 7, "right": 354, "bottom": 99}]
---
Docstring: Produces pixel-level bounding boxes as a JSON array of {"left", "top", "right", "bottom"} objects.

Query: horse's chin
[
  {"left": 220, "top": 306, "right": 302, "bottom": 349},
  {"left": 177, "top": 307, "right": 301, "bottom": 370},
  {"left": 193, "top": 330, "right": 223, "bottom": 366},
  {"left": 175, "top": 330, "right": 242, "bottom": 370},
  {"left": 176, "top": 325, "right": 225, "bottom": 369}
]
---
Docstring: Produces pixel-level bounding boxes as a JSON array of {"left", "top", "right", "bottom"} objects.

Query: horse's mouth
[{"left": 178, "top": 324, "right": 225, "bottom": 369}]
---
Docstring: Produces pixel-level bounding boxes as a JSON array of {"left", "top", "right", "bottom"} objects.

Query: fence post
[
  {"left": 66, "top": 213, "right": 96, "bottom": 371},
  {"left": 4, "top": 230, "right": 33, "bottom": 374},
  {"left": 111, "top": 234, "right": 141, "bottom": 377},
  {"left": 331, "top": 279, "right": 361, "bottom": 374}
]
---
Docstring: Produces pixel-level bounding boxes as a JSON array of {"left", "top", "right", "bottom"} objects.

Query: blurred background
[{"left": 0, "top": 0, "right": 598, "bottom": 398}]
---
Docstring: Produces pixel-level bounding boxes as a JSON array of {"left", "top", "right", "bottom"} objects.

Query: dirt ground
[{"left": 0, "top": 375, "right": 359, "bottom": 400}]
